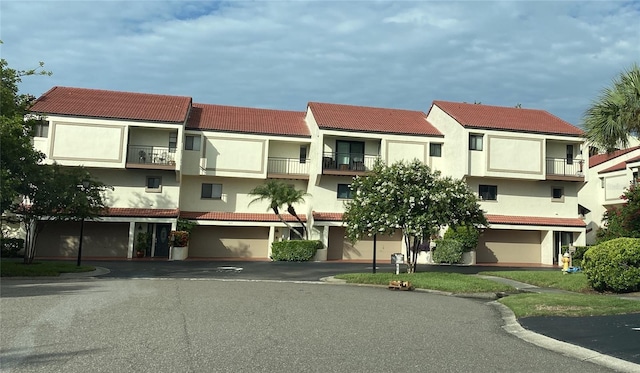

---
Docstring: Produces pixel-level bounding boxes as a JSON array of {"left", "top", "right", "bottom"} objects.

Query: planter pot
[
  {"left": 136, "top": 250, "right": 145, "bottom": 258},
  {"left": 171, "top": 246, "right": 189, "bottom": 261}
]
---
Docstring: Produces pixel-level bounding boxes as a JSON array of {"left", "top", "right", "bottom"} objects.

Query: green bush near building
[
  {"left": 271, "top": 240, "right": 322, "bottom": 261},
  {"left": 583, "top": 237, "right": 640, "bottom": 293},
  {"left": 432, "top": 239, "right": 464, "bottom": 264}
]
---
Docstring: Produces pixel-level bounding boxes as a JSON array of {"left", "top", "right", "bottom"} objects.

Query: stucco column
[
  {"left": 127, "top": 222, "right": 136, "bottom": 259},
  {"left": 268, "top": 226, "right": 275, "bottom": 259}
]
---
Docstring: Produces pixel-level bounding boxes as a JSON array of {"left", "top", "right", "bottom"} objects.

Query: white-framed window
[
  {"left": 185, "top": 135, "right": 201, "bottom": 151},
  {"left": 146, "top": 176, "right": 162, "bottom": 193},
  {"left": 566, "top": 144, "right": 574, "bottom": 165},
  {"left": 300, "top": 145, "right": 308, "bottom": 164},
  {"left": 551, "top": 187, "right": 564, "bottom": 202},
  {"left": 337, "top": 184, "right": 353, "bottom": 199},
  {"left": 469, "top": 134, "right": 483, "bottom": 151},
  {"left": 429, "top": 143, "right": 442, "bottom": 157},
  {"left": 479, "top": 184, "right": 497, "bottom": 201},
  {"left": 32, "top": 120, "right": 49, "bottom": 138},
  {"left": 201, "top": 183, "right": 222, "bottom": 199}
]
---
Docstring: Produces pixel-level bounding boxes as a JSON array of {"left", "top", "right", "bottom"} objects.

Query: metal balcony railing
[
  {"left": 267, "top": 157, "right": 310, "bottom": 175},
  {"left": 322, "top": 152, "right": 378, "bottom": 172},
  {"left": 546, "top": 157, "right": 584, "bottom": 177},
  {"left": 128, "top": 145, "right": 176, "bottom": 166}
]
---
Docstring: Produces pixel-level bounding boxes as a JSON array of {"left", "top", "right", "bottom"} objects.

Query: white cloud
[{"left": 0, "top": 0, "right": 638, "bottom": 125}]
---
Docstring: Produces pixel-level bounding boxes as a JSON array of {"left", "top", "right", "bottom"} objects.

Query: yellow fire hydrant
[{"left": 561, "top": 252, "right": 571, "bottom": 274}]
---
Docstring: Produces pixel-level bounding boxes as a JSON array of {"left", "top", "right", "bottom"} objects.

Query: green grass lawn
[
  {"left": 335, "top": 270, "right": 640, "bottom": 317},
  {"left": 499, "top": 293, "right": 640, "bottom": 317},
  {"left": 335, "top": 272, "right": 514, "bottom": 293},
  {"left": 0, "top": 260, "right": 95, "bottom": 277},
  {"left": 480, "top": 270, "right": 591, "bottom": 292}
]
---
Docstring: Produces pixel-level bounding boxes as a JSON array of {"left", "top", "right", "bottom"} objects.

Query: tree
[
  {"left": 0, "top": 49, "right": 51, "bottom": 213},
  {"left": 596, "top": 184, "right": 640, "bottom": 243},
  {"left": 583, "top": 63, "right": 640, "bottom": 152},
  {"left": 12, "top": 164, "right": 112, "bottom": 263},
  {"left": 343, "top": 160, "right": 487, "bottom": 273},
  {"left": 248, "top": 180, "right": 309, "bottom": 240}
]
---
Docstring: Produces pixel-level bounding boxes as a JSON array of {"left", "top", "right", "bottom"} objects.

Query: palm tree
[
  {"left": 583, "top": 63, "right": 640, "bottom": 152},
  {"left": 248, "top": 180, "right": 309, "bottom": 240}
]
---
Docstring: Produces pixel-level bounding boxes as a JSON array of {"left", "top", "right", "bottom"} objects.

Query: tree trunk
[
  {"left": 287, "top": 205, "right": 308, "bottom": 239},
  {"left": 274, "top": 209, "right": 305, "bottom": 240}
]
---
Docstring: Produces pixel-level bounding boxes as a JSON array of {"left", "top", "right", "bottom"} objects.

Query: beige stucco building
[{"left": 19, "top": 85, "right": 608, "bottom": 265}]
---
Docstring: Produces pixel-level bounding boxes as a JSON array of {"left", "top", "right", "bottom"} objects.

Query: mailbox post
[{"left": 391, "top": 253, "right": 404, "bottom": 275}]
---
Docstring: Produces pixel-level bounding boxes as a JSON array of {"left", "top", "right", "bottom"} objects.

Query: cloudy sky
[{"left": 1, "top": 0, "right": 638, "bottom": 126}]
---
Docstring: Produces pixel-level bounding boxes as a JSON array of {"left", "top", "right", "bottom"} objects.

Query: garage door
[
  {"left": 476, "top": 229, "right": 541, "bottom": 264},
  {"left": 36, "top": 221, "right": 129, "bottom": 258},
  {"left": 327, "top": 227, "right": 402, "bottom": 260},
  {"left": 190, "top": 226, "right": 269, "bottom": 259}
]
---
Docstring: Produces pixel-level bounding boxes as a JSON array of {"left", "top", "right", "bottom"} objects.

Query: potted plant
[{"left": 135, "top": 231, "right": 152, "bottom": 258}]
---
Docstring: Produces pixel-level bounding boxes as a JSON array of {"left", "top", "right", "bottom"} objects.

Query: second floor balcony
[
  {"left": 267, "top": 157, "right": 310, "bottom": 179},
  {"left": 322, "top": 152, "right": 379, "bottom": 176},
  {"left": 126, "top": 145, "right": 177, "bottom": 170},
  {"left": 546, "top": 157, "right": 584, "bottom": 182}
]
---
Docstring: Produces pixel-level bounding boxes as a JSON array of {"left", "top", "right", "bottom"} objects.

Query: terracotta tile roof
[
  {"left": 308, "top": 102, "right": 442, "bottom": 136},
  {"left": 105, "top": 208, "right": 179, "bottom": 217},
  {"left": 598, "top": 154, "right": 640, "bottom": 174},
  {"left": 180, "top": 211, "right": 306, "bottom": 222},
  {"left": 486, "top": 214, "right": 585, "bottom": 227},
  {"left": 29, "top": 86, "right": 192, "bottom": 123},
  {"left": 312, "top": 212, "right": 344, "bottom": 221},
  {"left": 589, "top": 146, "right": 640, "bottom": 167},
  {"left": 431, "top": 100, "right": 583, "bottom": 136},
  {"left": 187, "top": 103, "right": 310, "bottom": 137}
]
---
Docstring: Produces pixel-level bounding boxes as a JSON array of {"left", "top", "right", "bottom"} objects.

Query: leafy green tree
[
  {"left": 249, "top": 180, "right": 309, "bottom": 240},
  {"left": 597, "top": 184, "right": 640, "bottom": 243},
  {"left": 343, "top": 159, "right": 487, "bottom": 273},
  {"left": 583, "top": 63, "right": 640, "bottom": 152},
  {"left": 12, "top": 164, "right": 112, "bottom": 263},
  {"left": 0, "top": 49, "right": 51, "bottom": 213}
]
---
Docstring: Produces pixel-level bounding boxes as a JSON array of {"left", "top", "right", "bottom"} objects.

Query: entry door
[{"left": 154, "top": 224, "right": 171, "bottom": 257}]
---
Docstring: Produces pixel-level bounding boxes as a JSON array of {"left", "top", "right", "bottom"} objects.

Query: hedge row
[{"left": 271, "top": 240, "right": 322, "bottom": 261}]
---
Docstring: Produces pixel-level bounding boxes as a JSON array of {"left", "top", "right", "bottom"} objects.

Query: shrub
[
  {"left": 443, "top": 225, "right": 480, "bottom": 252},
  {"left": 571, "top": 245, "right": 589, "bottom": 268},
  {"left": 1, "top": 238, "right": 24, "bottom": 258},
  {"left": 432, "top": 239, "right": 464, "bottom": 264},
  {"left": 271, "top": 240, "right": 322, "bottom": 261},
  {"left": 583, "top": 238, "right": 640, "bottom": 293},
  {"left": 170, "top": 231, "right": 189, "bottom": 246}
]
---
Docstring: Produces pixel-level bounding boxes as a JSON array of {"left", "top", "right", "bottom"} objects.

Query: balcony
[
  {"left": 267, "top": 157, "right": 310, "bottom": 180},
  {"left": 322, "top": 152, "right": 378, "bottom": 176},
  {"left": 545, "top": 157, "right": 584, "bottom": 182},
  {"left": 126, "top": 145, "right": 177, "bottom": 170}
]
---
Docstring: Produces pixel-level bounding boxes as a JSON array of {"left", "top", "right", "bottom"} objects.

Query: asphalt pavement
[{"left": 23, "top": 260, "right": 640, "bottom": 368}]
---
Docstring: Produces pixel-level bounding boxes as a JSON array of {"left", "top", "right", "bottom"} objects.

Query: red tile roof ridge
[
  {"left": 180, "top": 211, "right": 306, "bottom": 222},
  {"left": 308, "top": 101, "right": 442, "bottom": 136},
  {"left": 187, "top": 103, "right": 310, "bottom": 137},
  {"left": 431, "top": 100, "right": 583, "bottom": 136},
  {"left": 30, "top": 86, "right": 192, "bottom": 123},
  {"left": 485, "top": 214, "right": 585, "bottom": 227},
  {"left": 589, "top": 146, "right": 640, "bottom": 168},
  {"left": 598, "top": 153, "right": 640, "bottom": 174}
]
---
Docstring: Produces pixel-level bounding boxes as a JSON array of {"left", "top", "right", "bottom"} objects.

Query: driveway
[{"left": 0, "top": 278, "right": 627, "bottom": 373}]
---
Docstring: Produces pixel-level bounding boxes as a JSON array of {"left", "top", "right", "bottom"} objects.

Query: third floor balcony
[
  {"left": 322, "top": 152, "right": 379, "bottom": 176},
  {"left": 126, "top": 145, "right": 177, "bottom": 170},
  {"left": 546, "top": 157, "right": 584, "bottom": 182}
]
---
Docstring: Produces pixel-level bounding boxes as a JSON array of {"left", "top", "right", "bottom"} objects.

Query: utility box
[{"left": 391, "top": 253, "right": 404, "bottom": 264}]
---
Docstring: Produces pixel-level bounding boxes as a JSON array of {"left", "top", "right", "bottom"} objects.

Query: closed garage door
[
  {"left": 190, "top": 226, "right": 269, "bottom": 259},
  {"left": 327, "top": 227, "right": 402, "bottom": 260},
  {"left": 477, "top": 229, "right": 541, "bottom": 264},
  {"left": 36, "top": 221, "right": 129, "bottom": 258}
]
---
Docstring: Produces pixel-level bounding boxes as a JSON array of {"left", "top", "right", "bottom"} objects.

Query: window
[
  {"left": 336, "top": 140, "right": 365, "bottom": 170},
  {"left": 337, "top": 184, "right": 353, "bottom": 199},
  {"left": 201, "top": 183, "right": 222, "bottom": 199},
  {"left": 633, "top": 171, "right": 639, "bottom": 186},
  {"left": 469, "top": 134, "right": 483, "bottom": 151},
  {"left": 185, "top": 135, "right": 201, "bottom": 151},
  {"left": 169, "top": 133, "right": 178, "bottom": 151},
  {"left": 300, "top": 146, "right": 307, "bottom": 164},
  {"left": 478, "top": 185, "right": 497, "bottom": 201},
  {"left": 32, "top": 120, "right": 49, "bottom": 138},
  {"left": 429, "top": 143, "right": 442, "bottom": 157},
  {"left": 146, "top": 176, "right": 162, "bottom": 192},
  {"left": 551, "top": 187, "right": 564, "bottom": 202},
  {"left": 566, "top": 145, "right": 574, "bottom": 165}
]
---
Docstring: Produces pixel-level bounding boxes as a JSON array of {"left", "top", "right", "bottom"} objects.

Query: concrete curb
[{"left": 490, "top": 301, "right": 640, "bottom": 373}]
